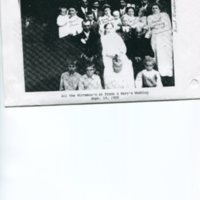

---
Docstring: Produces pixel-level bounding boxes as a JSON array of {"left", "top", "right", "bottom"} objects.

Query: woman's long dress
[
  {"left": 101, "top": 32, "right": 134, "bottom": 88},
  {"left": 147, "top": 12, "right": 173, "bottom": 77}
]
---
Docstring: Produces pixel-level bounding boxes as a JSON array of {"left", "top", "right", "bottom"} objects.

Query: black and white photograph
[
  {"left": 21, "top": 0, "right": 174, "bottom": 92},
  {"left": 1, "top": 0, "right": 200, "bottom": 106}
]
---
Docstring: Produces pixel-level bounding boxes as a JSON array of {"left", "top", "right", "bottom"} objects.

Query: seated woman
[
  {"left": 146, "top": 3, "right": 174, "bottom": 86},
  {"left": 121, "top": 6, "right": 138, "bottom": 29}
]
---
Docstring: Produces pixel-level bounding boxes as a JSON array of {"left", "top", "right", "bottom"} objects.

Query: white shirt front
[
  {"left": 120, "top": 8, "right": 126, "bottom": 16},
  {"left": 84, "top": 31, "right": 90, "bottom": 39},
  {"left": 92, "top": 9, "right": 98, "bottom": 20},
  {"left": 81, "top": 7, "right": 88, "bottom": 16}
]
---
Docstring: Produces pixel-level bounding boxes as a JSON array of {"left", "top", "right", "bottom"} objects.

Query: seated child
[
  {"left": 59, "top": 60, "right": 81, "bottom": 91},
  {"left": 79, "top": 64, "right": 102, "bottom": 90},
  {"left": 135, "top": 56, "right": 163, "bottom": 88},
  {"left": 57, "top": 7, "right": 69, "bottom": 38},
  {"left": 112, "top": 10, "right": 122, "bottom": 31}
]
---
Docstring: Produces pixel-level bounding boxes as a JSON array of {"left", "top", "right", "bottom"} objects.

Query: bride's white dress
[{"left": 101, "top": 32, "right": 135, "bottom": 88}]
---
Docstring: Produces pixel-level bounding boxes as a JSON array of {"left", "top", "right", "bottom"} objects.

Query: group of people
[{"left": 58, "top": 0, "right": 174, "bottom": 91}]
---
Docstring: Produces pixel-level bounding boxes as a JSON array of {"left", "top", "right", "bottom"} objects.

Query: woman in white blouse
[
  {"left": 147, "top": 3, "right": 173, "bottom": 78},
  {"left": 57, "top": 7, "right": 83, "bottom": 38}
]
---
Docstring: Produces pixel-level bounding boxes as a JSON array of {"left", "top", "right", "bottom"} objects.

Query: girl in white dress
[
  {"left": 100, "top": 23, "right": 134, "bottom": 87},
  {"left": 147, "top": 3, "right": 173, "bottom": 78}
]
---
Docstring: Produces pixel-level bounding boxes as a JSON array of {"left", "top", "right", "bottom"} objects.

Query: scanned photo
[
  {"left": 2, "top": 0, "right": 200, "bottom": 107},
  {"left": 21, "top": 0, "right": 174, "bottom": 92}
]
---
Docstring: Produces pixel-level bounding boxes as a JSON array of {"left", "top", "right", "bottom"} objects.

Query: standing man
[
  {"left": 91, "top": 1, "right": 103, "bottom": 21},
  {"left": 77, "top": 0, "right": 89, "bottom": 20},
  {"left": 139, "top": 0, "right": 152, "bottom": 16},
  {"left": 119, "top": 0, "right": 127, "bottom": 17},
  {"left": 86, "top": 11, "right": 99, "bottom": 33}
]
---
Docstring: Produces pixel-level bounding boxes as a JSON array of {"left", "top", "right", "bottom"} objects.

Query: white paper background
[
  {"left": 1, "top": 0, "right": 200, "bottom": 106},
  {"left": 0, "top": 101, "right": 200, "bottom": 200},
  {"left": 1, "top": 1, "right": 200, "bottom": 200}
]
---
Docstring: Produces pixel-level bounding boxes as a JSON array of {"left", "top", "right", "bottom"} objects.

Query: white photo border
[{"left": 1, "top": 0, "right": 200, "bottom": 107}]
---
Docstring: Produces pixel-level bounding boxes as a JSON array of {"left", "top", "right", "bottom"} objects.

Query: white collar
[
  {"left": 81, "top": 7, "right": 88, "bottom": 12},
  {"left": 84, "top": 31, "right": 90, "bottom": 37}
]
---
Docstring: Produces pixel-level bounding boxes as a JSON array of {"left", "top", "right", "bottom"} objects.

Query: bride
[{"left": 101, "top": 22, "right": 134, "bottom": 88}]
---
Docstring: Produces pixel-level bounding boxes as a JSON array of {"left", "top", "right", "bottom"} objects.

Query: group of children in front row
[{"left": 59, "top": 55, "right": 163, "bottom": 91}]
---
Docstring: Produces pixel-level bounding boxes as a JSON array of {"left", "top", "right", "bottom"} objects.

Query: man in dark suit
[
  {"left": 91, "top": 1, "right": 103, "bottom": 21},
  {"left": 74, "top": 20, "right": 104, "bottom": 81},
  {"left": 131, "top": 28, "right": 154, "bottom": 77},
  {"left": 119, "top": 0, "right": 127, "bottom": 17},
  {"left": 77, "top": 0, "right": 89, "bottom": 20},
  {"left": 138, "top": 0, "right": 153, "bottom": 16},
  {"left": 86, "top": 11, "right": 99, "bottom": 33},
  {"left": 75, "top": 20, "right": 102, "bottom": 57}
]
